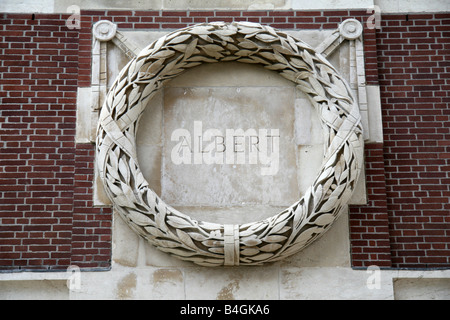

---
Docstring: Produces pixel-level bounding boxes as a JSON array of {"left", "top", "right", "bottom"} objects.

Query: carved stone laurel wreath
[{"left": 96, "top": 22, "right": 364, "bottom": 266}]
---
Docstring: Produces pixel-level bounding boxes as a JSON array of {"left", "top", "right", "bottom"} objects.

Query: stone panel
[
  {"left": 393, "top": 278, "right": 450, "bottom": 300},
  {"left": 184, "top": 266, "right": 280, "bottom": 300},
  {"left": 161, "top": 86, "right": 298, "bottom": 209}
]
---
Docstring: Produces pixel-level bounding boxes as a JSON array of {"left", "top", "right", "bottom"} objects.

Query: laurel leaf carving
[{"left": 96, "top": 21, "right": 364, "bottom": 267}]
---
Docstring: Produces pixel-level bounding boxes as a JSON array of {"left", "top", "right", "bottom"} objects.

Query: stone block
[
  {"left": 160, "top": 86, "right": 299, "bottom": 210},
  {"left": 280, "top": 267, "right": 394, "bottom": 300},
  {"left": 184, "top": 266, "right": 280, "bottom": 299}
]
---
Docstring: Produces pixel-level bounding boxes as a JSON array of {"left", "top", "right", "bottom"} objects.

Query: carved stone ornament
[
  {"left": 339, "top": 18, "right": 363, "bottom": 40},
  {"left": 96, "top": 22, "right": 364, "bottom": 266},
  {"left": 93, "top": 20, "right": 117, "bottom": 41}
]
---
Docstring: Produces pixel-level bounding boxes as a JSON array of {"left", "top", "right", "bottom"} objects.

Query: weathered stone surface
[
  {"left": 161, "top": 86, "right": 298, "bottom": 209},
  {"left": 394, "top": 278, "right": 450, "bottom": 300},
  {"left": 184, "top": 266, "right": 279, "bottom": 300},
  {"left": 280, "top": 267, "right": 393, "bottom": 300}
]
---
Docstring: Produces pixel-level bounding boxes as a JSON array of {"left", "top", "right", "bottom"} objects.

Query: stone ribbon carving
[
  {"left": 96, "top": 22, "right": 364, "bottom": 266},
  {"left": 315, "top": 19, "right": 369, "bottom": 140},
  {"left": 90, "top": 20, "right": 141, "bottom": 142}
]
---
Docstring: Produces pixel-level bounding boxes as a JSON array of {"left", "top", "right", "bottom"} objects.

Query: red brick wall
[
  {"left": 375, "top": 13, "right": 450, "bottom": 268},
  {"left": 0, "top": 13, "right": 111, "bottom": 270},
  {"left": 349, "top": 143, "right": 392, "bottom": 268},
  {"left": 0, "top": 10, "right": 448, "bottom": 271},
  {"left": 77, "top": 10, "right": 379, "bottom": 87}
]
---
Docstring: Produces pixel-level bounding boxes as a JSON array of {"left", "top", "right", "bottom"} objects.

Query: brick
[
  {"left": 129, "top": 11, "right": 158, "bottom": 17},
  {"left": 296, "top": 11, "right": 322, "bottom": 17},
  {"left": 161, "top": 11, "right": 187, "bottom": 17},
  {"left": 188, "top": 11, "right": 215, "bottom": 17},
  {"left": 106, "top": 10, "right": 133, "bottom": 16},
  {"left": 242, "top": 11, "right": 268, "bottom": 17},
  {"left": 161, "top": 23, "right": 188, "bottom": 29},
  {"left": 215, "top": 11, "right": 241, "bottom": 17},
  {"left": 269, "top": 11, "right": 294, "bottom": 16},
  {"left": 288, "top": 17, "right": 314, "bottom": 23},
  {"left": 294, "top": 23, "right": 317, "bottom": 29},
  {"left": 271, "top": 23, "right": 295, "bottom": 29},
  {"left": 134, "top": 23, "right": 159, "bottom": 29},
  {"left": 323, "top": 10, "right": 349, "bottom": 16}
]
